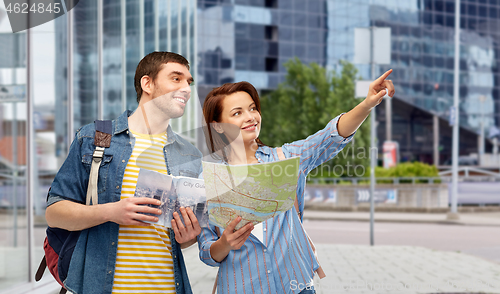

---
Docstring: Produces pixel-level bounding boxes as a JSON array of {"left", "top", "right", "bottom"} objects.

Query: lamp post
[
  {"left": 354, "top": 27, "right": 391, "bottom": 246},
  {"left": 448, "top": 0, "right": 461, "bottom": 220},
  {"left": 479, "top": 95, "right": 486, "bottom": 166}
]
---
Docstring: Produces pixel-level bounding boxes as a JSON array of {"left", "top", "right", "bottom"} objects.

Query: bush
[
  {"left": 308, "top": 162, "right": 441, "bottom": 184},
  {"left": 366, "top": 162, "right": 441, "bottom": 183}
]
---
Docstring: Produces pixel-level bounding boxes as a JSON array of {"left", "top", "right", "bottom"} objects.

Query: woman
[{"left": 198, "top": 70, "right": 394, "bottom": 294}]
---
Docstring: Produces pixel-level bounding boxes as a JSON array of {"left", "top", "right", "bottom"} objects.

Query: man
[{"left": 46, "top": 52, "right": 202, "bottom": 294}]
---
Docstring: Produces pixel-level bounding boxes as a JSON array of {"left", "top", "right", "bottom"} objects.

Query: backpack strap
[
  {"left": 35, "top": 256, "right": 46, "bottom": 281},
  {"left": 86, "top": 120, "right": 112, "bottom": 206}
]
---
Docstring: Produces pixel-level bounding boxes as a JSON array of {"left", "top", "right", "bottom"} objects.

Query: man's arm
[
  {"left": 337, "top": 69, "right": 395, "bottom": 137},
  {"left": 46, "top": 197, "right": 163, "bottom": 231}
]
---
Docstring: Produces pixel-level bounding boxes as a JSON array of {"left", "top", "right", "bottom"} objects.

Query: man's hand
[
  {"left": 171, "top": 207, "right": 201, "bottom": 247},
  {"left": 363, "top": 69, "right": 395, "bottom": 110},
  {"left": 107, "top": 197, "right": 162, "bottom": 226}
]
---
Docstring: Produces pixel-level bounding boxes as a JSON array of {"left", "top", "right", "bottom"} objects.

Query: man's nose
[{"left": 180, "top": 82, "right": 191, "bottom": 95}]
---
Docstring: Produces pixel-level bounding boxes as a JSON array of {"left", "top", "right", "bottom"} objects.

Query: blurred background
[{"left": 0, "top": 0, "right": 499, "bottom": 293}]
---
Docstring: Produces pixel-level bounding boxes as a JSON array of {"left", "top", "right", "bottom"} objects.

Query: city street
[{"left": 303, "top": 219, "right": 500, "bottom": 263}]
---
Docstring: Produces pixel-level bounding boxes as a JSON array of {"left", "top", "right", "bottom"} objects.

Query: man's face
[{"left": 150, "top": 62, "right": 193, "bottom": 119}]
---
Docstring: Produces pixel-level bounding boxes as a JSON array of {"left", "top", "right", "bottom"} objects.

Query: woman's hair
[{"left": 202, "top": 81, "right": 266, "bottom": 160}]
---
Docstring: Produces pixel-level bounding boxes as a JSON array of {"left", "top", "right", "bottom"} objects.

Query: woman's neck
[{"left": 227, "top": 140, "right": 260, "bottom": 165}]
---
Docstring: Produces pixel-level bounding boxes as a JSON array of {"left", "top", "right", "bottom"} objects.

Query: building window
[
  {"left": 265, "top": 25, "right": 278, "bottom": 41},
  {"left": 265, "top": 57, "right": 278, "bottom": 72},
  {"left": 265, "top": 0, "right": 277, "bottom": 8}
]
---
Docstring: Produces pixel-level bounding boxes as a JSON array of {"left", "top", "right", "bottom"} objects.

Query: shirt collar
[{"left": 256, "top": 145, "right": 271, "bottom": 155}]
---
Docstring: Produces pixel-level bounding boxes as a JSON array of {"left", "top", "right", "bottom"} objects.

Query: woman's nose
[{"left": 244, "top": 111, "right": 255, "bottom": 122}]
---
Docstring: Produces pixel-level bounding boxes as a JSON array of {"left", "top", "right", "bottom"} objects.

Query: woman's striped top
[{"left": 111, "top": 130, "right": 176, "bottom": 294}]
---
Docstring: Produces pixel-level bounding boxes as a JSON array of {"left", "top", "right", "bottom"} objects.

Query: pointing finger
[{"left": 373, "top": 69, "right": 393, "bottom": 85}]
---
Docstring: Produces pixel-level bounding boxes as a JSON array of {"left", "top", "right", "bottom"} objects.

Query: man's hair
[{"left": 134, "top": 52, "right": 190, "bottom": 103}]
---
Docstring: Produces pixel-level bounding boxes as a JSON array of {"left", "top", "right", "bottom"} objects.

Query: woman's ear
[{"left": 212, "top": 122, "right": 224, "bottom": 134}]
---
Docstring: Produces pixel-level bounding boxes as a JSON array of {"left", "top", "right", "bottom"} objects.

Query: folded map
[{"left": 202, "top": 157, "right": 300, "bottom": 230}]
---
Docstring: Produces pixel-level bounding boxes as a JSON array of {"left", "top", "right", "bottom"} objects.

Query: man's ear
[
  {"left": 212, "top": 122, "right": 224, "bottom": 134},
  {"left": 141, "top": 75, "right": 153, "bottom": 96}
]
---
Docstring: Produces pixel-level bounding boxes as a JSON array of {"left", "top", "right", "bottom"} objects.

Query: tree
[{"left": 259, "top": 58, "right": 371, "bottom": 178}]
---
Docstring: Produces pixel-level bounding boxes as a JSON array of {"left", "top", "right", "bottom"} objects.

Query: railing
[
  {"left": 307, "top": 175, "right": 500, "bottom": 185},
  {"left": 438, "top": 166, "right": 500, "bottom": 178}
]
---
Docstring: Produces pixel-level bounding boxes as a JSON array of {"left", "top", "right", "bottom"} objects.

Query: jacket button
[
  {"left": 122, "top": 160, "right": 125, "bottom": 163},
  {"left": 116, "top": 186, "right": 119, "bottom": 189},
  {"left": 111, "top": 242, "right": 115, "bottom": 245},
  {"left": 176, "top": 283, "right": 179, "bottom": 286},
  {"left": 108, "top": 270, "right": 112, "bottom": 274},
  {"left": 174, "top": 255, "right": 176, "bottom": 258}
]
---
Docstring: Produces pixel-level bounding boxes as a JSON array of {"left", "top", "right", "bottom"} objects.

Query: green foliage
[
  {"left": 366, "top": 162, "right": 441, "bottom": 183},
  {"left": 259, "top": 58, "right": 370, "bottom": 177}
]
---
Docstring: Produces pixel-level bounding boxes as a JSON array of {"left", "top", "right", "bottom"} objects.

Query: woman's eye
[{"left": 233, "top": 112, "right": 240, "bottom": 116}]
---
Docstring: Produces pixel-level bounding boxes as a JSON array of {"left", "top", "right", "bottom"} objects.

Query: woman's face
[{"left": 216, "top": 91, "right": 261, "bottom": 145}]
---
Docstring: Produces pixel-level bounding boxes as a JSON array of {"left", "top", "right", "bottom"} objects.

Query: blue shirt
[
  {"left": 47, "top": 110, "right": 203, "bottom": 294},
  {"left": 198, "top": 114, "right": 354, "bottom": 294}
]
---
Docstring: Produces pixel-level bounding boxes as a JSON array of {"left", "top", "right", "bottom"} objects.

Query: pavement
[
  {"left": 183, "top": 243, "right": 500, "bottom": 294},
  {"left": 183, "top": 210, "right": 500, "bottom": 294},
  {"left": 301, "top": 209, "right": 500, "bottom": 227},
  {"left": 5, "top": 210, "right": 500, "bottom": 294}
]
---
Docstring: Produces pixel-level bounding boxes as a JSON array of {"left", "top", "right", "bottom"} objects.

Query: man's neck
[{"left": 128, "top": 103, "right": 170, "bottom": 135}]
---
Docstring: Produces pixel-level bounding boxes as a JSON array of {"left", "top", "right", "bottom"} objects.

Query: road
[{"left": 303, "top": 219, "right": 500, "bottom": 263}]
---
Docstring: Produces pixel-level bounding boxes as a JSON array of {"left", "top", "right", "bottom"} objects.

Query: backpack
[{"left": 35, "top": 120, "right": 113, "bottom": 294}]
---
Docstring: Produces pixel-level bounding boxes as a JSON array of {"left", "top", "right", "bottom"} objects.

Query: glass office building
[
  {"left": 197, "top": 0, "right": 500, "bottom": 163},
  {"left": 0, "top": 0, "right": 197, "bottom": 292}
]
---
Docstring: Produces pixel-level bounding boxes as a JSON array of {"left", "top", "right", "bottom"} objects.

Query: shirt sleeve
[
  {"left": 198, "top": 225, "right": 222, "bottom": 267},
  {"left": 281, "top": 113, "right": 355, "bottom": 176},
  {"left": 46, "top": 132, "right": 88, "bottom": 207}
]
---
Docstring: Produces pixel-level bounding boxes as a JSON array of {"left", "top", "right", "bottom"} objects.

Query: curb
[{"left": 302, "top": 215, "right": 500, "bottom": 227}]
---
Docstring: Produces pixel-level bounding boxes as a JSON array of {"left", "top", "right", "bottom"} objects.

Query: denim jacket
[{"left": 47, "top": 110, "right": 202, "bottom": 294}]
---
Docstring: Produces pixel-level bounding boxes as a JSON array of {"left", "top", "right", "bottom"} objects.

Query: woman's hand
[
  {"left": 210, "top": 216, "right": 254, "bottom": 262},
  {"left": 363, "top": 69, "right": 395, "bottom": 110},
  {"left": 219, "top": 216, "right": 254, "bottom": 251},
  {"left": 337, "top": 69, "right": 395, "bottom": 137}
]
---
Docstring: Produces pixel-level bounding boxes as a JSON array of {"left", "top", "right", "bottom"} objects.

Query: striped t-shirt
[{"left": 112, "top": 130, "right": 176, "bottom": 294}]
